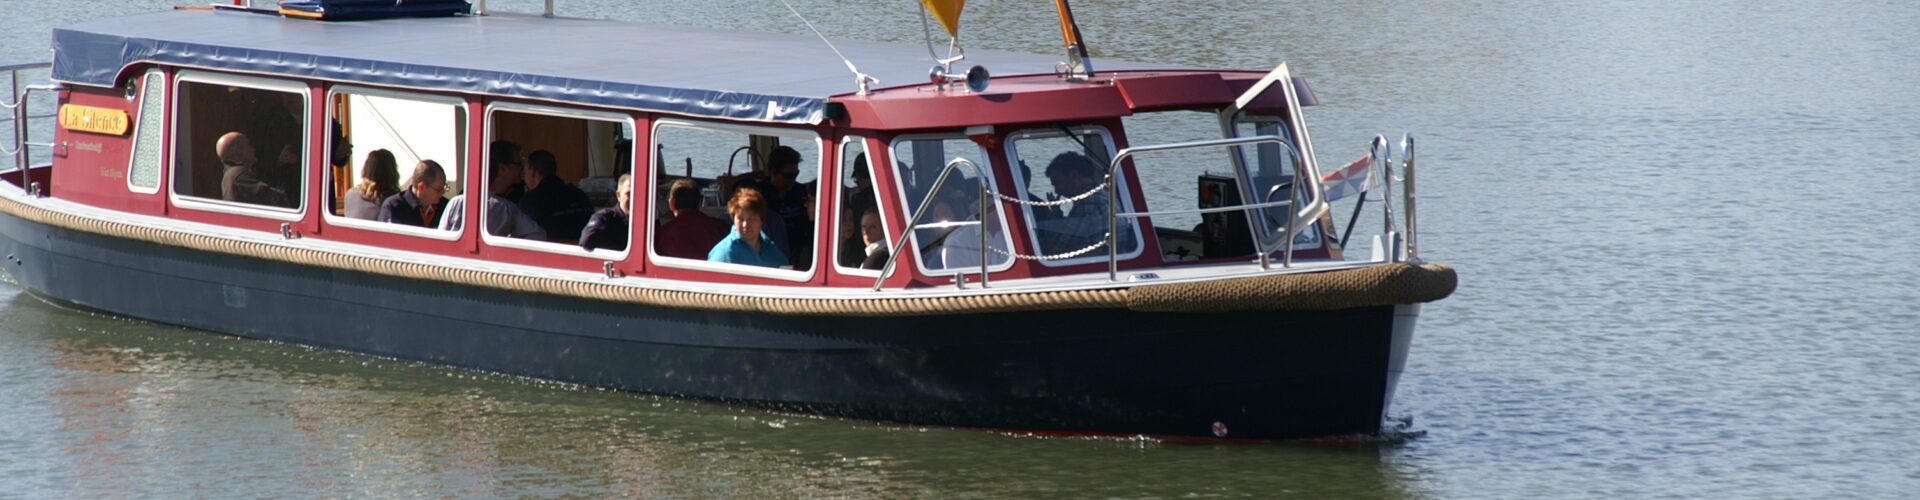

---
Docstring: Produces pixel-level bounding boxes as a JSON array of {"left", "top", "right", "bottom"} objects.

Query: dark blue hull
[{"left": 0, "top": 211, "right": 1417, "bottom": 439}]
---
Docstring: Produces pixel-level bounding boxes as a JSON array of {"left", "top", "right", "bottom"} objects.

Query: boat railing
[
  {"left": 1104, "top": 135, "right": 1327, "bottom": 281},
  {"left": 873, "top": 157, "right": 994, "bottom": 291},
  {"left": 1342, "top": 133, "right": 1420, "bottom": 262},
  {"left": 1, "top": 62, "right": 56, "bottom": 194}
]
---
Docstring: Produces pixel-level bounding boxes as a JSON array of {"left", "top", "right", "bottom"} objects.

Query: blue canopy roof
[{"left": 52, "top": 9, "right": 1165, "bottom": 125}]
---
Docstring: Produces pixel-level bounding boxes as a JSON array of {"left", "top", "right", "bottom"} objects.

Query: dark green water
[{"left": 3, "top": 0, "right": 1918, "bottom": 497}]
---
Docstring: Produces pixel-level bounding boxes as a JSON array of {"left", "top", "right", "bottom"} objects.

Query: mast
[{"left": 1053, "top": 0, "right": 1094, "bottom": 79}]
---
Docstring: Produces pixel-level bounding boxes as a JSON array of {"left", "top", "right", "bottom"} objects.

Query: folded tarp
[{"left": 279, "top": 0, "right": 470, "bottom": 20}]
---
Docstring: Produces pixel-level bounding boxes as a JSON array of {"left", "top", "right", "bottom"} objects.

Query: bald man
[{"left": 218, "top": 131, "right": 288, "bottom": 207}]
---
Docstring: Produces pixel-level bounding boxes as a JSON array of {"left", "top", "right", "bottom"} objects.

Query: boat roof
[{"left": 51, "top": 9, "right": 1172, "bottom": 125}]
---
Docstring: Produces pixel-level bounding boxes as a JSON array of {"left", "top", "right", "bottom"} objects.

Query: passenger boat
[{"left": 0, "top": 1, "right": 1454, "bottom": 440}]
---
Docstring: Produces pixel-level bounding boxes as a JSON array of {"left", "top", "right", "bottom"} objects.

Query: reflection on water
[{"left": 1, "top": 288, "right": 1417, "bottom": 498}]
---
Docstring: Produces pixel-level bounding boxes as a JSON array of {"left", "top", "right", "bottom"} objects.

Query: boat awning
[{"left": 51, "top": 9, "right": 1169, "bottom": 125}]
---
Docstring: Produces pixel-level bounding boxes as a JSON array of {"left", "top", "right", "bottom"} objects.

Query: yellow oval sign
[{"left": 59, "top": 104, "right": 131, "bottom": 136}]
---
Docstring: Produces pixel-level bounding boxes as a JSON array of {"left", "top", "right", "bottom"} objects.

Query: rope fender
[{"left": 0, "top": 195, "right": 1452, "bottom": 316}]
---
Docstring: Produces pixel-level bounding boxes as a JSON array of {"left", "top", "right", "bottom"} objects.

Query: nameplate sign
[{"left": 58, "top": 104, "right": 130, "bottom": 136}]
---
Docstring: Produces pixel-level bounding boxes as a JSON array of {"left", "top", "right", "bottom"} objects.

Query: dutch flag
[{"left": 1319, "top": 154, "right": 1376, "bottom": 202}]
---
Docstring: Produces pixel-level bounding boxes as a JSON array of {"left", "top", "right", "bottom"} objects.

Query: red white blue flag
[{"left": 1319, "top": 154, "right": 1375, "bottom": 202}]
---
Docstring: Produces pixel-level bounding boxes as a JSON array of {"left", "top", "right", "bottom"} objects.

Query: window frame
[
  {"left": 646, "top": 117, "right": 824, "bottom": 282},
  {"left": 1000, "top": 125, "right": 1146, "bottom": 267},
  {"left": 830, "top": 135, "right": 892, "bottom": 278},
  {"left": 1224, "top": 114, "right": 1325, "bottom": 251},
  {"left": 885, "top": 133, "right": 1018, "bottom": 277},
  {"left": 480, "top": 101, "right": 638, "bottom": 259},
  {"left": 126, "top": 68, "right": 167, "bottom": 194},
  {"left": 167, "top": 70, "right": 310, "bottom": 221},
  {"left": 320, "top": 84, "right": 468, "bottom": 242}
]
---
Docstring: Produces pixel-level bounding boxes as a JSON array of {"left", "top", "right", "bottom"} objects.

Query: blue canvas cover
[
  {"left": 50, "top": 9, "right": 1167, "bottom": 125},
  {"left": 279, "top": 0, "right": 471, "bottom": 20}
]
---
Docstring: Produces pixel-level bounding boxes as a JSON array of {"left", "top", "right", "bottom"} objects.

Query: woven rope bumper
[{"left": 0, "top": 195, "right": 1454, "bottom": 316}]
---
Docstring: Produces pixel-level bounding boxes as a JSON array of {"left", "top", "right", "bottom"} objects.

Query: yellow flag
[{"left": 919, "top": 0, "right": 965, "bottom": 37}]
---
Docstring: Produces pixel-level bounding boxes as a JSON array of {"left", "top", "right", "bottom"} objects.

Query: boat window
[
  {"left": 169, "top": 72, "right": 309, "bottom": 217},
  {"left": 832, "top": 136, "right": 890, "bottom": 276},
  {"left": 126, "top": 69, "right": 165, "bottom": 194},
  {"left": 1229, "top": 117, "right": 1323, "bottom": 251},
  {"left": 321, "top": 86, "right": 466, "bottom": 240},
  {"left": 650, "top": 119, "right": 821, "bottom": 278},
  {"left": 483, "top": 104, "right": 636, "bottom": 256},
  {"left": 887, "top": 135, "right": 1013, "bottom": 275},
  {"left": 1005, "top": 127, "right": 1142, "bottom": 266}
]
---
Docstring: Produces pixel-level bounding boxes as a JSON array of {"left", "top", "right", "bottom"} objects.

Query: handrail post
[
  {"left": 873, "top": 158, "right": 986, "bottom": 291},
  {"left": 1400, "top": 133, "right": 1418, "bottom": 261},
  {"left": 977, "top": 179, "right": 990, "bottom": 288},
  {"left": 11, "top": 68, "right": 22, "bottom": 174},
  {"left": 1374, "top": 135, "right": 1399, "bottom": 261},
  {"left": 1107, "top": 161, "right": 1119, "bottom": 281}
]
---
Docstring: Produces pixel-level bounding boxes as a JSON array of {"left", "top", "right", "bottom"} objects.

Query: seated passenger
[
  {"left": 216, "top": 132, "right": 290, "bottom": 207},
  {"left": 707, "top": 187, "right": 788, "bottom": 268},
  {"left": 657, "top": 178, "right": 729, "bottom": 259},
  {"left": 936, "top": 195, "right": 1008, "bottom": 270},
  {"left": 440, "top": 142, "right": 547, "bottom": 239},
  {"left": 858, "top": 210, "right": 890, "bottom": 270},
  {"left": 343, "top": 149, "right": 399, "bottom": 220},
  {"left": 515, "top": 149, "right": 595, "bottom": 242},
  {"left": 836, "top": 207, "right": 867, "bottom": 268},
  {"left": 1038, "top": 151, "right": 1108, "bottom": 253},
  {"left": 579, "top": 174, "right": 632, "bottom": 251},
  {"left": 739, "top": 146, "right": 812, "bottom": 270},
  {"left": 378, "top": 160, "right": 448, "bottom": 228}
]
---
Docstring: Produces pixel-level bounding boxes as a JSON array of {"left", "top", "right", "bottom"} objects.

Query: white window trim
[
  {"left": 480, "top": 101, "right": 636, "bottom": 261},
  {"left": 125, "top": 69, "right": 166, "bottom": 195},
  {"left": 830, "top": 135, "right": 889, "bottom": 278},
  {"left": 647, "top": 118, "right": 824, "bottom": 282},
  {"left": 320, "top": 85, "right": 468, "bottom": 241},
  {"left": 1003, "top": 126, "right": 1147, "bottom": 267},
  {"left": 886, "top": 133, "right": 1018, "bottom": 277},
  {"left": 1224, "top": 116, "right": 1326, "bottom": 251},
  {"left": 167, "top": 70, "right": 309, "bottom": 222}
]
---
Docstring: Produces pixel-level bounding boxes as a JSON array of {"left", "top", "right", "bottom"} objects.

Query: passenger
[
  {"left": 1039, "top": 151, "right": 1108, "bottom": 253},
  {"left": 657, "top": 178, "right": 730, "bottom": 259},
  {"left": 858, "top": 210, "right": 890, "bottom": 270},
  {"left": 707, "top": 187, "right": 788, "bottom": 268},
  {"left": 579, "top": 174, "right": 632, "bottom": 251},
  {"left": 440, "top": 142, "right": 547, "bottom": 239},
  {"left": 935, "top": 191, "right": 1007, "bottom": 270},
  {"left": 836, "top": 207, "right": 867, "bottom": 268},
  {"left": 490, "top": 140, "right": 527, "bottom": 203},
  {"left": 515, "top": 149, "right": 595, "bottom": 242},
  {"left": 250, "top": 93, "right": 304, "bottom": 196},
  {"left": 342, "top": 149, "right": 399, "bottom": 220},
  {"left": 378, "top": 160, "right": 448, "bottom": 228},
  {"left": 741, "top": 145, "right": 811, "bottom": 270},
  {"left": 1020, "top": 160, "right": 1061, "bottom": 222},
  {"left": 843, "top": 154, "right": 876, "bottom": 223},
  {"left": 216, "top": 132, "right": 290, "bottom": 207}
]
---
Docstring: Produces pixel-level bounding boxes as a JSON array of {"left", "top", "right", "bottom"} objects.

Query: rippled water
[{"left": 4, "top": 0, "right": 1919, "bottom": 498}]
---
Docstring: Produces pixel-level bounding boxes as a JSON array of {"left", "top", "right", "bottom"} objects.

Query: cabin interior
[{"left": 33, "top": 62, "right": 1342, "bottom": 290}]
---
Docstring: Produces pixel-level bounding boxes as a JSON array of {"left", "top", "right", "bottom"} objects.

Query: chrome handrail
[
  {"left": 1400, "top": 133, "right": 1418, "bottom": 261},
  {"left": 1105, "top": 135, "right": 1326, "bottom": 281},
  {"left": 872, "top": 157, "right": 992, "bottom": 291},
  {"left": 2, "top": 63, "right": 54, "bottom": 176}
]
